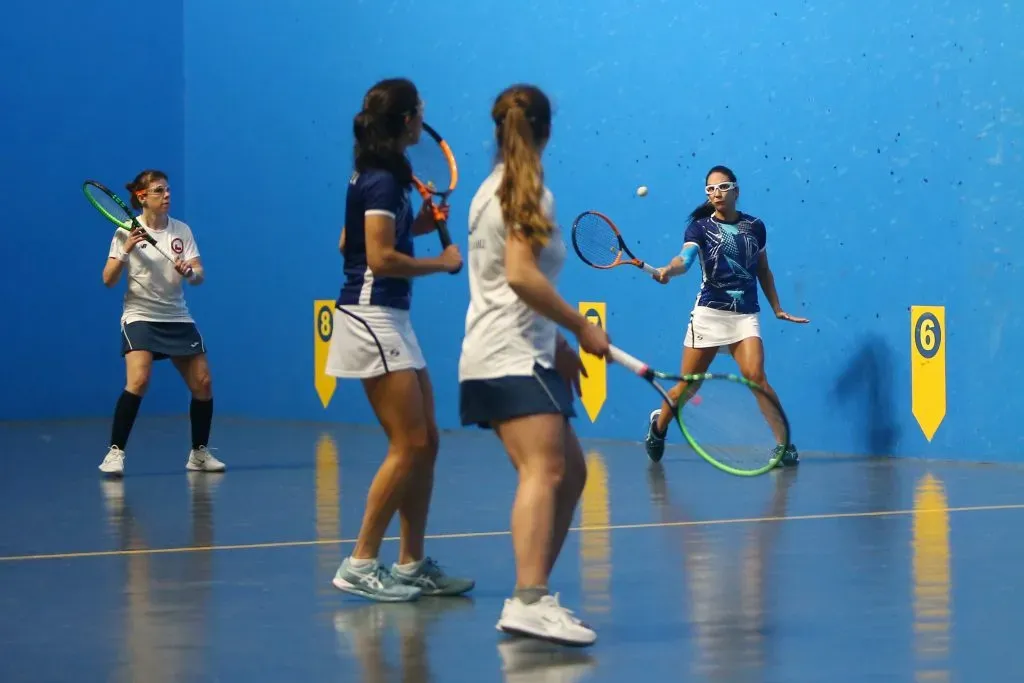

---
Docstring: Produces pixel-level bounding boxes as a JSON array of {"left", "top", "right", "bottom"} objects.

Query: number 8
[{"left": 318, "top": 307, "right": 333, "bottom": 342}]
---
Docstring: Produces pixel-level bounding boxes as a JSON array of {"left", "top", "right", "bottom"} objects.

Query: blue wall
[
  {"left": 7, "top": 1, "right": 1024, "bottom": 462},
  {"left": 0, "top": 0, "right": 186, "bottom": 419}
]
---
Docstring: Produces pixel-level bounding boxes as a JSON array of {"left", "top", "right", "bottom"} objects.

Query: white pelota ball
[{"left": 636, "top": 185, "right": 648, "bottom": 197}]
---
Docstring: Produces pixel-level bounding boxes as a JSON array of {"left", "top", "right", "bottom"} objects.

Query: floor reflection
[
  {"left": 912, "top": 473, "right": 952, "bottom": 683},
  {"left": 332, "top": 597, "right": 474, "bottom": 683},
  {"left": 2, "top": 418, "right": 1021, "bottom": 682},
  {"left": 100, "top": 471, "right": 221, "bottom": 683},
  {"left": 579, "top": 451, "right": 611, "bottom": 623},
  {"left": 646, "top": 463, "right": 797, "bottom": 683},
  {"left": 316, "top": 432, "right": 343, "bottom": 593},
  {"left": 497, "top": 636, "right": 598, "bottom": 683}
]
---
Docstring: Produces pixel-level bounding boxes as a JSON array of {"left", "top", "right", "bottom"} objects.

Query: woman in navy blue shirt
[
  {"left": 326, "top": 77, "right": 471, "bottom": 603},
  {"left": 644, "top": 165, "right": 808, "bottom": 466}
]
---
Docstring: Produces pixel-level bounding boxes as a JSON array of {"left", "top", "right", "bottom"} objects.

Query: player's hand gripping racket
[
  {"left": 609, "top": 345, "right": 790, "bottom": 476},
  {"left": 571, "top": 210, "right": 658, "bottom": 275},
  {"left": 82, "top": 180, "right": 194, "bottom": 280},
  {"left": 408, "top": 122, "right": 460, "bottom": 274}
]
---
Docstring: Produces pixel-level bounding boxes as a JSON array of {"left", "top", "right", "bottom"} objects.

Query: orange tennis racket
[
  {"left": 571, "top": 210, "right": 657, "bottom": 275},
  {"left": 408, "top": 122, "right": 460, "bottom": 273}
]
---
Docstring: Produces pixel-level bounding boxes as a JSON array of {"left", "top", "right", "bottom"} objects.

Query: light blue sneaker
[
  {"left": 645, "top": 409, "right": 666, "bottom": 463},
  {"left": 391, "top": 557, "right": 475, "bottom": 597},
  {"left": 332, "top": 557, "right": 421, "bottom": 602}
]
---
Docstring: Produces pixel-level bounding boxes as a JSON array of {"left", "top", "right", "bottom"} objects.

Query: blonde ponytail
[{"left": 491, "top": 85, "right": 553, "bottom": 247}]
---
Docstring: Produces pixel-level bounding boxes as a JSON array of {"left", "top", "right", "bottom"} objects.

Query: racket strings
[
  {"left": 675, "top": 380, "right": 787, "bottom": 471},
  {"left": 407, "top": 138, "right": 454, "bottom": 195},
  {"left": 85, "top": 186, "right": 131, "bottom": 225},
  {"left": 573, "top": 214, "right": 621, "bottom": 267}
]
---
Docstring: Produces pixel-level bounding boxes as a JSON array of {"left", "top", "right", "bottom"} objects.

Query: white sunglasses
[{"left": 705, "top": 181, "right": 738, "bottom": 194}]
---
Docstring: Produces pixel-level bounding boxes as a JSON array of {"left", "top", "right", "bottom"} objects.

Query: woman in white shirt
[
  {"left": 98, "top": 169, "right": 223, "bottom": 477},
  {"left": 459, "top": 84, "right": 610, "bottom": 647}
]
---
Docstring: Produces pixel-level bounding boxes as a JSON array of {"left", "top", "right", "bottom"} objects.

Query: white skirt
[
  {"left": 684, "top": 306, "right": 761, "bottom": 349},
  {"left": 326, "top": 305, "right": 426, "bottom": 379}
]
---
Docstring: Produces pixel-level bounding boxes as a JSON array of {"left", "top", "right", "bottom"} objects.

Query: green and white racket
[
  {"left": 609, "top": 345, "right": 790, "bottom": 476},
  {"left": 82, "top": 179, "right": 193, "bottom": 278}
]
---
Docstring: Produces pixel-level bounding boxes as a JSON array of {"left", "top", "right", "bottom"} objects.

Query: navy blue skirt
[
  {"left": 459, "top": 363, "right": 576, "bottom": 429},
  {"left": 121, "top": 321, "right": 205, "bottom": 360}
]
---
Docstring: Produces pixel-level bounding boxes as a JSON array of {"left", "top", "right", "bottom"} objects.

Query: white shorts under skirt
[
  {"left": 684, "top": 306, "right": 761, "bottom": 350},
  {"left": 325, "top": 305, "right": 426, "bottom": 379}
]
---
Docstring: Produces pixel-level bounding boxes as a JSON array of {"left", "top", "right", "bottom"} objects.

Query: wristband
[{"left": 678, "top": 244, "right": 698, "bottom": 269}]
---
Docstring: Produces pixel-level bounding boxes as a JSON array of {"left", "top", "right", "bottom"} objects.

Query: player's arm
[
  {"left": 103, "top": 255, "right": 127, "bottom": 287},
  {"left": 184, "top": 256, "right": 204, "bottom": 285},
  {"left": 657, "top": 221, "right": 703, "bottom": 282},
  {"left": 102, "top": 229, "right": 143, "bottom": 287},
  {"left": 338, "top": 225, "right": 346, "bottom": 253},
  {"left": 411, "top": 201, "right": 441, "bottom": 236},
  {"left": 660, "top": 242, "right": 699, "bottom": 279},
  {"left": 757, "top": 251, "right": 809, "bottom": 323},
  {"left": 506, "top": 228, "right": 592, "bottom": 337},
  {"left": 364, "top": 173, "right": 455, "bottom": 275},
  {"left": 365, "top": 214, "right": 450, "bottom": 277},
  {"left": 179, "top": 230, "right": 204, "bottom": 285},
  {"left": 755, "top": 251, "right": 782, "bottom": 313}
]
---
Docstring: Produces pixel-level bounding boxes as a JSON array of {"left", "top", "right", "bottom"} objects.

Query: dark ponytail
[
  {"left": 352, "top": 78, "right": 419, "bottom": 189},
  {"left": 687, "top": 201, "right": 715, "bottom": 222},
  {"left": 688, "top": 165, "right": 738, "bottom": 222}
]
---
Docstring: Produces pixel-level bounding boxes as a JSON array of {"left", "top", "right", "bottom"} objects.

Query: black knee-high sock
[
  {"left": 110, "top": 390, "right": 143, "bottom": 449},
  {"left": 190, "top": 397, "right": 213, "bottom": 449}
]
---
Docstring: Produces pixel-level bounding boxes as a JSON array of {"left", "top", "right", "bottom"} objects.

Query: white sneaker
[
  {"left": 99, "top": 446, "right": 126, "bottom": 476},
  {"left": 496, "top": 594, "right": 597, "bottom": 647},
  {"left": 186, "top": 446, "right": 226, "bottom": 472}
]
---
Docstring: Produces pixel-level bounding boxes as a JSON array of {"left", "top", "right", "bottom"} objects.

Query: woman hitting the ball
[{"left": 643, "top": 165, "right": 808, "bottom": 466}]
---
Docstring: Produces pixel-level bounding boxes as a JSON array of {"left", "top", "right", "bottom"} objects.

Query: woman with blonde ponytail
[{"left": 458, "top": 84, "right": 609, "bottom": 646}]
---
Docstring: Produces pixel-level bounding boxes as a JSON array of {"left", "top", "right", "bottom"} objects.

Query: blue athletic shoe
[
  {"left": 390, "top": 557, "right": 475, "bottom": 597},
  {"left": 772, "top": 444, "right": 800, "bottom": 467},
  {"left": 332, "top": 557, "right": 421, "bottom": 602},
  {"left": 645, "top": 410, "right": 667, "bottom": 463}
]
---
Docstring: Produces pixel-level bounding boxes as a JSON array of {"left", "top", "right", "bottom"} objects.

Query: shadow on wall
[{"left": 830, "top": 335, "right": 901, "bottom": 456}]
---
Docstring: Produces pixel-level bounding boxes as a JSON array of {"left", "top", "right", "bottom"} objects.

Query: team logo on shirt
[{"left": 171, "top": 237, "right": 184, "bottom": 254}]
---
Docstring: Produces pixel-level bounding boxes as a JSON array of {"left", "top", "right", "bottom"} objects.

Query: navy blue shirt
[
  {"left": 337, "top": 168, "right": 415, "bottom": 310},
  {"left": 683, "top": 212, "right": 767, "bottom": 314}
]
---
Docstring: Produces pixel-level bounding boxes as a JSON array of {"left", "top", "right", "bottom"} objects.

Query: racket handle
[
  {"left": 148, "top": 237, "right": 194, "bottom": 280},
  {"left": 436, "top": 219, "right": 462, "bottom": 275},
  {"left": 640, "top": 262, "right": 658, "bottom": 275},
  {"left": 437, "top": 220, "right": 453, "bottom": 248},
  {"left": 608, "top": 345, "right": 649, "bottom": 375}
]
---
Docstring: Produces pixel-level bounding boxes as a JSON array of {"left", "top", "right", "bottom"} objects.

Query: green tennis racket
[
  {"left": 609, "top": 345, "right": 790, "bottom": 476},
  {"left": 82, "top": 179, "right": 193, "bottom": 279}
]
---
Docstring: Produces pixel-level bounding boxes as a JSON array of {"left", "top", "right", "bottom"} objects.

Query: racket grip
[
  {"left": 640, "top": 262, "right": 658, "bottom": 275},
  {"left": 436, "top": 220, "right": 462, "bottom": 275},
  {"left": 437, "top": 220, "right": 453, "bottom": 248},
  {"left": 608, "top": 345, "right": 648, "bottom": 375}
]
